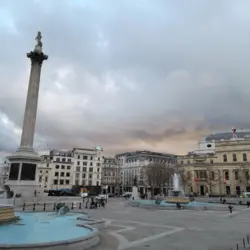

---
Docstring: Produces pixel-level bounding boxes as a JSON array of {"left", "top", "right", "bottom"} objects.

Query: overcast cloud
[{"left": 1, "top": 0, "right": 250, "bottom": 156}]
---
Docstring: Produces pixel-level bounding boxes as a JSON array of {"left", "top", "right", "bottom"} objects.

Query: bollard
[
  {"left": 53, "top": 203, "right": 56, "bottom": 211},
  {"left": 43, "top": 203, "right": 46, "bottom": 211},
  {"left": 243, "top": 238, "right": 246, "bottom": 248},
  {"left": 247, "top": 236, "right": 249, "bottom": 245},
  {"left": 71, "top": 203, "right": 74, "bottom": 210},
  {"left": 236, "top": 244, "right": 239, "bottom": 250},
  {"left": 33, "top": 203, "right": 36, "bottom": 211},
  {"left": 22, "top": 203, "right": 25, "bottom": 211},
  {"left": 79, "top": 202, "right": 81, "bottom": 209}
]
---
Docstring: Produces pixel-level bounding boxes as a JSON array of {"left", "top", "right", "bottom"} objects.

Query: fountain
[
  {"left": 164, "top": 173, "right": 190, "bottom": 204},
  {"left": 131, "top": 177, "right": 139, "bottom": 200},
  {"left": 0, "top": 186, "right": 19, "bottom": 224},
  {"left": 130, "top": 172, "right": 228, "bottom": 210}
]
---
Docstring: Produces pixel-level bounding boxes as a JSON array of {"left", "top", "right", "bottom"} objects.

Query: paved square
[{"left": 88, "top": 199, "right": 250, "bottom": 250}]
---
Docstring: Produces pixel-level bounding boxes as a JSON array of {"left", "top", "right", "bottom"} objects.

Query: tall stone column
[
  {"left": 6, "top": 32, "right": 48, "bottom": 197},
  {"left": 19, "top": 32, "right": 48, "bottom": 151}
]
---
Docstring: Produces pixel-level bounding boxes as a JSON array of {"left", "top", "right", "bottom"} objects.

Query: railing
[{"left": 19, "top": 200, "right": 105, "bottom": 212}]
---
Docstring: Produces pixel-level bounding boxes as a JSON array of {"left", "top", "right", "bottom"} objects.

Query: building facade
[
  {"left": 102, "top": 157, "right": 121, "bottom": 194},
  {"left": 50, "top": 150, "right": 74, "bottom": 189},
  {"left": 179, "top": 136, "right": 250, "bottom": 196},
  {"left": 0, "top": 157, "right": 10, "bottom": 187},
  {"left": 72, "top": 147, "right": 103, "bottom": 187},
  {"left": 116, "top": 150, "right": 177, "bottom": 194}
]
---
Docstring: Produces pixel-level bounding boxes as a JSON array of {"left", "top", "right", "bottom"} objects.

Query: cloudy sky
[{"left": 1, "top": 0, "right": 250, "bottom": 157}]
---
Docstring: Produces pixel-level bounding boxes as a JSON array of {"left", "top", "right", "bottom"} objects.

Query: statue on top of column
[{"left": 34, "top": 31, "right": 43, "bottom": 53}]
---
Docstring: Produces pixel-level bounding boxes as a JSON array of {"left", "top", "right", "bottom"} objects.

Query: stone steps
[{"left": 0, "top": 206, "right": 17, "bottom": 223}]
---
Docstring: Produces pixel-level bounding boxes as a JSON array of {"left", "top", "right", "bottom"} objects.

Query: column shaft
[{"left": 20, "top": 62, "right": 42, "bottom": 149}]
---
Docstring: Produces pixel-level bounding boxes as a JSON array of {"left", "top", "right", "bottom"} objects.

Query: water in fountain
[{"left": 169, "top": 173, "right": 184, "bottom": 197}]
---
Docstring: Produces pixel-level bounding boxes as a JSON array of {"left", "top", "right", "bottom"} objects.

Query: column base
[{"left": 5, "top": 149, "right": 41, "bottom": 198}]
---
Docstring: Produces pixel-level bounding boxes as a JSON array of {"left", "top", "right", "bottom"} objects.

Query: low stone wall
[
  {"left": 130, "top": 201, "right": 229, "bottom": 211},
  {"left": 0, "top": 232, "right": 100, "bottom": 250}
]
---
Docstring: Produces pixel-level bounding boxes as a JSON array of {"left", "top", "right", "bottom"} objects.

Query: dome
[
  {"left": 95, "top": 146, "right": 103, "bottom": 151},
  {"left": 204, "top": 129, "right": 250, "bottom": 141}
]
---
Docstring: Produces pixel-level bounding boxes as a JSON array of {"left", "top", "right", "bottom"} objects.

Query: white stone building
[
  {"left": 36, "top": 153, "right": 53, "bottom": 191},
  {"left": 72, "top": 147, "right": 103, "bottom": 187},
  {"left": 0, "top": 157, "right": 10, "bottom": 187},
  {"left": 50, "top": 150, "right": 74, "bottom": 189},
  {"left": 115, "top": 150, "right": 177, "bottom": 194},
  {"left": 102, "top": 157, "right": 121, "bottom": 194}
]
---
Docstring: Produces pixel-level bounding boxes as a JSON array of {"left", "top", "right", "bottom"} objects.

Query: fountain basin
[
  {"left": 0, "top": 206, "right": 19, "bottom": 224},
  {"left": 130, "top": 199, "right": 229, "bottom": 211},
  {"left": 0, "top": 212, "right": 100, "bottom": 250}
]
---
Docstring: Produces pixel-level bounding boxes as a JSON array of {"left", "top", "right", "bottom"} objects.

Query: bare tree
[
  {"left": 205, "top": 169, "right": 219, "bottom": 196},
  {"left": 178, "top": 168, "right": 193, "bottom": 194},
  {"left": 145, "top": 163, "right": 174, "bottom": 196}
]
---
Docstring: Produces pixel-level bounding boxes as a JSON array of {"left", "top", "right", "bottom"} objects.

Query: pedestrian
[
  {"left": 34, "top": 190, "right": 37, "bottom": 197},
  {"left": 228, "top": 204, "right": 233, "bottom": 213},
  {"left": 247, "top": 201, "right": 250, "bottom": 208}
]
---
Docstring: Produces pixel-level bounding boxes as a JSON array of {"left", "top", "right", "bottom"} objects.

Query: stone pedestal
[
  {"left": 6, "top": 150, "right": 41, "bottom": 197},
  {"left": 131, "top": 186, "right": 139, "bottom": 200}
]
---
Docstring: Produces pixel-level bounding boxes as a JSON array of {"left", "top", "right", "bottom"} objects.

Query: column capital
[{"left": 27, "top": 51, "right": 48, "bottom": 64}]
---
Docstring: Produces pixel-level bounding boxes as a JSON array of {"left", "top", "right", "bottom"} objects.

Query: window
[
  {"left": 97, "top": 163, "right": 100, "bottom": 167},
  {"left": 78, "top": 155, "right": 80, "bottom": 159},
  {"left": 88, "top": 180, "right": 92, "bottom": 186},
  {"left": 82, "top": 167, "right": 87, "bottom": 172},
  {"left": 65, "top": 180, "right": 70, "bottom": 185},
  {"left": 180, "top": 161, "right": 184, "bottom": 164},
  {"left": 97, "top": 181, "right": 99, "bottom": 186},
  {"left": 66, "top": 172, "right": 70, "bottom": 177},
  {"left": 83, "top": 161, "right": 87, "bottom": 166},
  {"left": 90, "top": 156, "right": 93, "bottom": 160},
  {"left": 62, "top": 158, "right": 65, "bottom": 162},
  {"left": 83, "top": 156, "right": 88, "bottom": 160},
  {"left": 55, "top": 172, "right": 58, "bottom": 176},
  {"left": 67, "top": 159, "right": 71, "bottom": 162},
  {"left": 76, "top": 166, "right": 80, "bottom": 172},
  {"left": 56, "top": 165, "right": 59, "bottom": 169},
  {"left": 245, "top": 171, "right": 250, "bottom": 181},
  {"left": 233, "top": 154, "right": 237, "bottom": 162},
  {"left": 40, "top": 170, "right": 42, "bottom": 173},
  {"left": 89, "top": 174, "right": 92, "bottom": 179},
  {"left": 225, "top": 171, "right": 229, "bottom": 180},
  {"left": 54, "top": 180, "right": 58, "bottom": 184},
  {"left": 56, "top": 158, "right": 60, "bottom": 162},
  {"left": 98, "top": 157, "right": 100, "bottom": 161},
  {"left": 75, "top": 173, "right": 79, "bottom": 178},
  {"left": 82, "top": 173, "right": 86, "bottom": 178},
  {"left": 60, "top": 172, "right": 64, "bottom": 177},
  {"left": 97, "top": 168, "right": 100, "bottom": 172},
  {"left": 97, "top": 175, "right": 100, "bottom": 179},
  {"left": 46, "top": 171, "right": 48, "bottom": 173},
  {"left": 243, "top": 153, "right": 247, "bottom": 162},
  {"left": 77, "top": 161, "right": 80, "bottom": 165},
  {"left": 60, "top": 179, "right": 64, "bottom": 185},
  {"left": 82, "top": 180, "right": 85, "bottom": 186},
  {"left": 235, "top": 171, "right": 239, "bottom": 180},
  {"left": 67, "top": 166, "right": 71, "bottom": 170},
  {"left": 90, "top": 162, "right": 93, "bottom": 166},
  {"left": 89, "top": 167, "right": 93, "bottom": 172},
  {"left": 187, "top": 160, "right": 190, "bottom": 164},
  {"left": 61, "top": 165, "right": 65, "bottom": 169},
  {"left": 223, "top": 154, "right": 227, "bottom": 162},
  {"left": 46, "top": 163, "right": 49, "bottom": 167},
  {"left": 39, "top": 176, "right": 42, "bottom": 182},
  {"left": 210, "top": 159, "right": 213, "bottom": 164},
  {"left": 75, "top": 180, "right": 79, "bottom": 185}
]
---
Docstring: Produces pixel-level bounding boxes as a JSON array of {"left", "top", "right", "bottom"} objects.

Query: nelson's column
[{"left": 6, "top": 32, "right": 48, "bottom": 197}]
